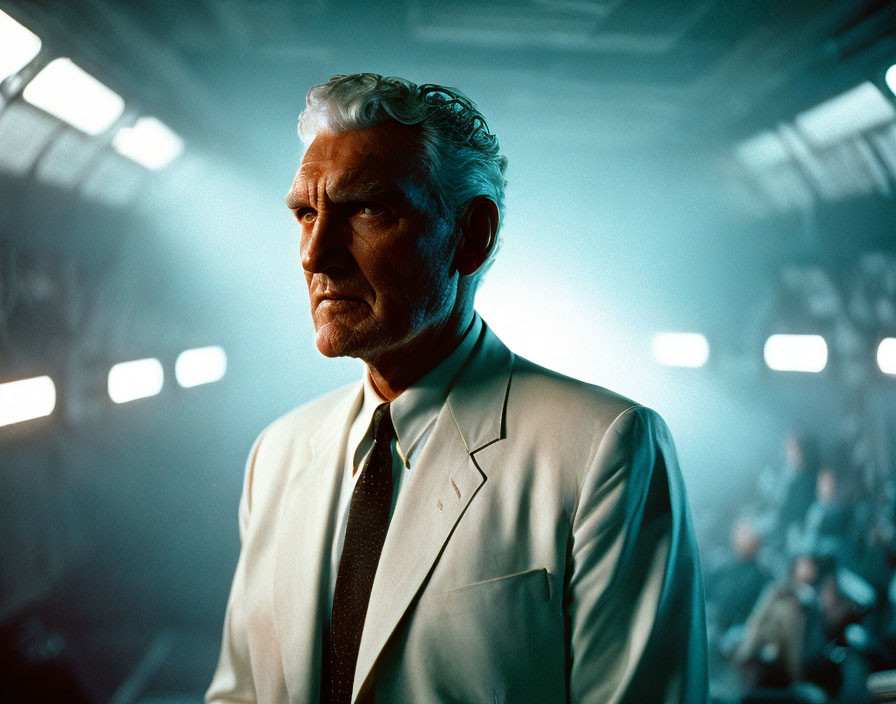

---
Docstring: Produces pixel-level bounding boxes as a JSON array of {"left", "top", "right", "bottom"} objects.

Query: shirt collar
[{"left": 359, "top": 314, "right": 483, "bottom": 468}]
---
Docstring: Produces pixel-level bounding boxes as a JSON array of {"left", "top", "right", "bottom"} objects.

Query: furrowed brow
[
  {"left": 285, "top": 190, "right": 308, "bottom": 210},
  {"left": 328, "top": 181, "right": 396, "bottom": 203}
]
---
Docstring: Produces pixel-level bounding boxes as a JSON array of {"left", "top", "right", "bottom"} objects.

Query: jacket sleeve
[
  {"left": 205, "top": 432, "right": 264, "bottom": 704},
  {"left": 566, "top": 406, "right": 708, "bottom": 704}
]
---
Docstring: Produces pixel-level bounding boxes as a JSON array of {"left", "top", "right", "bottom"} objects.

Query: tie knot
[{"left": 370, "top": 403, "right": 392, "bottom": 445}]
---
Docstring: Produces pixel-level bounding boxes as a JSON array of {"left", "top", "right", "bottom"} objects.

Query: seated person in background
[
  {"left": 803, "top": 568, "right": 876, "bottom": 703},
  {"left": 752, "top": 431, "right": 820, "bottom": 577},
  {"left": 788, "top": 466, "right": 851, "bottom": 565},
  {"left": 733, "top": 551, "right": 832, "bottom": 690},
  {"left": 775, "top": 433, "right": 821, "bottom": 538},
  {"left": 706, "top": 515, "right": 771, "bottom": 636},
  {"left": 735, "top": 550, "right": 876, "bottom": 703}
]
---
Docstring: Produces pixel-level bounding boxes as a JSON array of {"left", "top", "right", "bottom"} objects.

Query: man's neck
[{"left": 365, "top": 309, "right": 475, "bottom": 402}]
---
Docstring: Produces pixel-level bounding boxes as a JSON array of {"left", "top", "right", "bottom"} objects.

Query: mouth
[
  {"left": 316, "top": 294, "right": 364, "bottom": 305},
  {"left": 313, "top": 295, "right": 368, "bottom": 317},
  {"left": 320, "top": 293, "right": 360, "bottom": 300},
  {"left": 309, "top": 277, "right": 369, "bottom": 315}
]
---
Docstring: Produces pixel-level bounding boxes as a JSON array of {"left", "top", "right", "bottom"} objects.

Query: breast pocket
[
  {"left": 403, "top": 567, "right": 565, "bottom": 703},
  {"left": 437, "top": 567, "right": 554, "bottom": 601}
]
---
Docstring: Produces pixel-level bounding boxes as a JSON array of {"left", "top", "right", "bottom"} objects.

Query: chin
[
  {"left": 314, "top": 333, "right": 355, "bottom": 359},
  {"left": 314, "top": 323, "right": 374, "bottom": 360},
  {"left": 312, "top": 312, "right": 410, "bottom": 362}
]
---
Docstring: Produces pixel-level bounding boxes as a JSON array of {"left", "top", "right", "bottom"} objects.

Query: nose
[{"left": 300, "top": 210, "right": 349, "bottom": 275}]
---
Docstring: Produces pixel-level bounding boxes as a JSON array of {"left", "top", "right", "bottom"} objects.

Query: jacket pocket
[
  {"left": 391, "top": 565, "right": 565, "bottom": 703},
  {"left": 436, "top": 567, "right": 554, "bottom": 603}
]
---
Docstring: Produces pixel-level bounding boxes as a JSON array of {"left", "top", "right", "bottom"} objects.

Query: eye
[
  {"left": 297, "top": 208, "right": 316, "bottom": 224},
  {"left": 359, "top": 203, "right": 384, "bottom": 217}
]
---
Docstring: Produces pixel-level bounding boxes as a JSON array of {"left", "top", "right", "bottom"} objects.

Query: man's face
[{"left": 286, "top": 122, "right": 457, "bottom": 361}]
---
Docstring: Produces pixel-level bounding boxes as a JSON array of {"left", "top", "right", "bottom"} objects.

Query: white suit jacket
[{"left": 207, "top": 322, "right": 708, "bottom": 703}]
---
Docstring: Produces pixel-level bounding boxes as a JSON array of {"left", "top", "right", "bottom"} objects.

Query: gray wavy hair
[{"left": 298, "top": 73, "right": 507, "bottom": 276}]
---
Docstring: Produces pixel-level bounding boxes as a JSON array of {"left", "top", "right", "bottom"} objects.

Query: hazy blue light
[
  {"left": 886, "top": 65, "right": 896, "bottom": 98},
  {"left": 23, "top": 58, "right": 125, "bottom": 135},
  {"left": 763, "top": 334, "right": 827, "bottom": 373},
  {"left": 652, "top": 332, "right": 709, "bottom": 367},
  {"left": 175, "top": 346, "right": 227, "bottom": 388},
  {"left": 113, "top": 116, "right": 184, "bottom": 170},
  {"left": 0, "top": 375, "right": 56, "bottom": 427},
  {"left": 0, "top": 9, "right": 41, "bottom": 81},
  {"left": 878, "top": 337, "right": 896, "bottom": 375},
  {"left": 795, "top": 81, "right": 895, "bottom": 148},
  {"left": 736, "top": 131, "right": 789, "bottom": 171},
  {"left": 108, "top": 358, "right": 164, "bottom": 403}
]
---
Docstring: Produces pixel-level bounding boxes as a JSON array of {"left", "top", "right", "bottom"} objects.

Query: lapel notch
[{"left": 447, "top": 321, "right": 514, "bottom": 454}]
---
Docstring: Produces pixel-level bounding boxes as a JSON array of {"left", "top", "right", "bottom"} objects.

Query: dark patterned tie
[{"left": 327, "top": 402, "right": 394, "bottom": 704}]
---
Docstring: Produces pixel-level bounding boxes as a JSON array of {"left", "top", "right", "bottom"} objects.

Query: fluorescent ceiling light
[
  {"left": 0, "top": 375, "right": 56, "bottom": 427},
  {"left": 651, "top": 332, "right": 709, "bottom": 368},
  {"left": 871, "top": 125, "right": 896, "bottom": 180},
  {"left": 35, "top": 129, "right": 102, "bottom": 189},
  {"left": 108, "top": 358, "right": 164, "bottom": 404},
  {"left": 23, "top": 58, "right": 125, "bottom": 135},
  {"left": 763, "top": 334, "right": 828, "bottom": 373},
  {"left": 735, "top": 131, "right": 790, "bottom": 171},
  {"left": 0, "top": 102, "right": 59, "bottom": 175},
  {"left": 175, "top": 346, "right": 227, "bottom": 388},
  {"left": 113, "top": 116, "right": 184, "bottom": 170},
  {"left": 878, "top": 338, "right": 896, "bottom": 375},
  {"left": 886, "top": 65, "right": 896, "bottom": 98},
  {"left": 795, "top": 82, "right": 896, "bottom": 148},
  {"left": 0, "top": 9, "right": 41, "bottom": 81}
]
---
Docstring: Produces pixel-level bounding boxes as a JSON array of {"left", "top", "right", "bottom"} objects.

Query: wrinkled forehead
[
  {"left": 290, "top": 125, "right": 431, "bottom": 205},
  {"left": 288, "top": 166, "right": 401, "bottom": 206},
  {"left": 302, "top": 124, "right": 424, "bottom": 176}
]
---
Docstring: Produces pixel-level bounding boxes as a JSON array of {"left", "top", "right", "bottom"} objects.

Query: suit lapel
[
  {"left": 274, "top": 384, "right": 362, "bottom": 702},
  {"left": 352, "top": 322, "right": 515, "bottom": 702}
]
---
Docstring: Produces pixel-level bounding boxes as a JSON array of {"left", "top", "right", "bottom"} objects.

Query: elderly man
[{"left": 207, "top": 73, "right": 707, "bottom": 704}]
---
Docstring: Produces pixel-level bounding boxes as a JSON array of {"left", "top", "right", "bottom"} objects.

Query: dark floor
[{"left": 2, "top": 554, "right": 223, "bottom": 704}]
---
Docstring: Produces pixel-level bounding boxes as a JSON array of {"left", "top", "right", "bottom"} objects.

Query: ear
[{"left": 453, "top": 196, "right": 499, "bottom": 277}]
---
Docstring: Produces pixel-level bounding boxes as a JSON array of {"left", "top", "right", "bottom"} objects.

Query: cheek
[
  {"left": 356, "top": 220, "right": 454, "bottom": 309},
  {"left": 400, "top": 225, "right": 451, "bottom": 283},
  {"left": 354, "top": 235, "right": 419, "bottom": 287}
]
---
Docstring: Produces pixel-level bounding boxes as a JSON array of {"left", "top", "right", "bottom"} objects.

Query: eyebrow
[
  {"left": 285, "top": 179, "right": 405, "bottom": 210},
  {"left": 285, "top": 190, "right": 307, "bottom": 209}
]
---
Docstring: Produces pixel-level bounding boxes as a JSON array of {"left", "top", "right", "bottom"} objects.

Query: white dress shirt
[{"left": 327, "top": 314, "right": 483, "bottom": 611}]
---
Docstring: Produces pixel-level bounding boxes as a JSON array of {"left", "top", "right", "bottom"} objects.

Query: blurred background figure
[
  {"left": 778, "top": 434, "right": 822, "bottom": 544},
  {"left": 732, "top": 551, "right": 831, "bottom": 699},
  {"left": 708, "top": 517, "right": 770, "bottom": 635},
  {"left": 787, "top": 465, "right": 851, "bottom": 565},
  {"left": 2, "top": 0, "right": 896, "bottom": 702}
]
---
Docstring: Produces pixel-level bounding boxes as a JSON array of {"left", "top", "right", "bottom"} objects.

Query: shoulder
[
  {"left": 258, "top": 381, "right": 359, "bottom": 448},
  {"left": 504, "top": 355, "right": 680, "bottom": 507},
  {"left": 247, "top": 382, "right": 358, "bottom": 479},
  {"left": 511, "top": 355, "right": 637, "bottom": 409},
  {"left": 506, "top": 354, "right": 660, "bottom": 450},
  {"left": 239, "top": 381, "right": 359, "bottom": 515}
]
